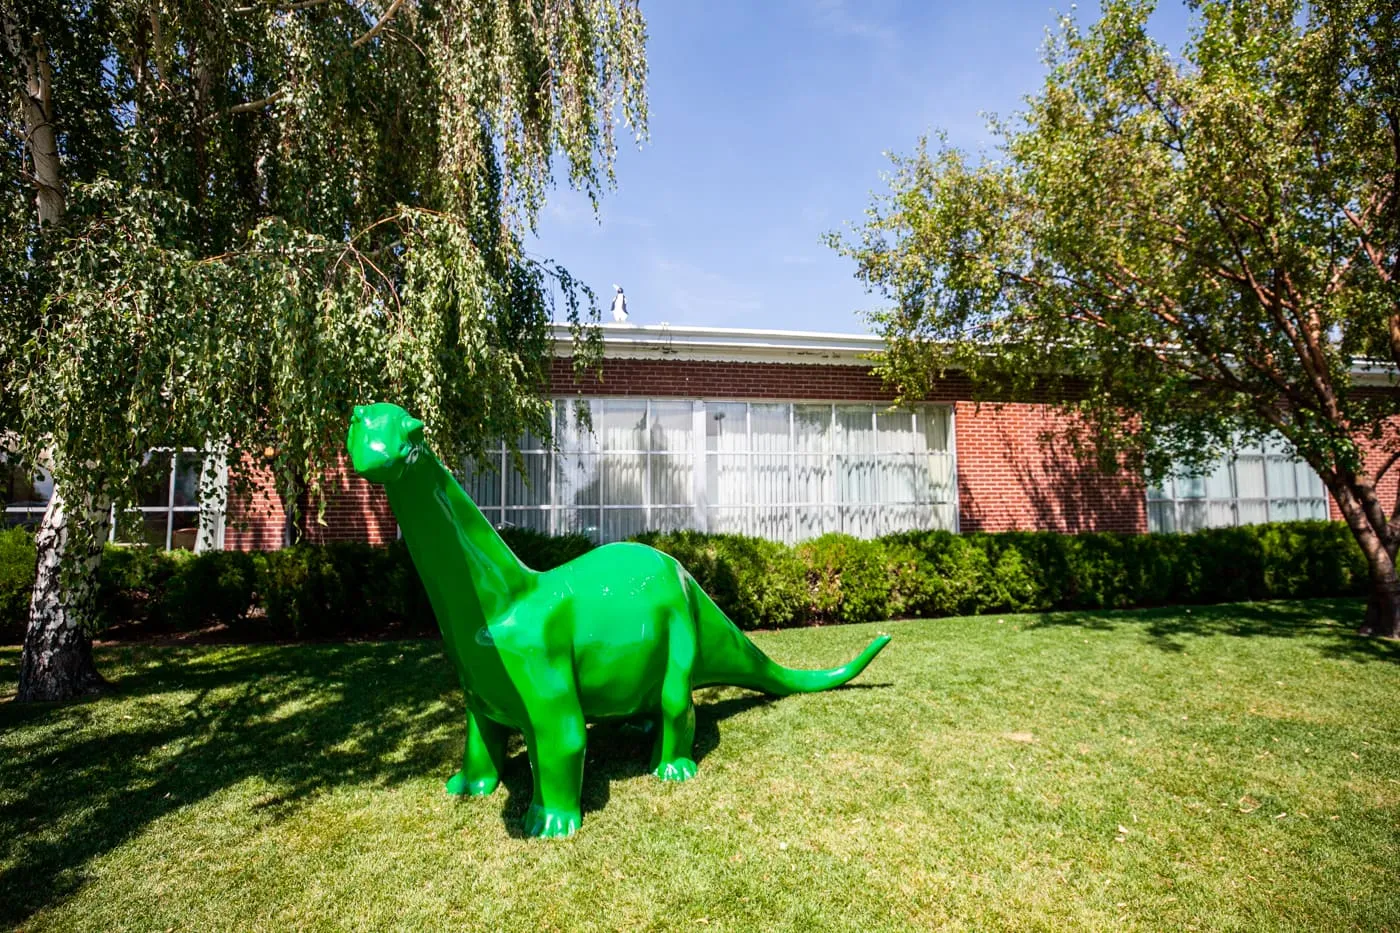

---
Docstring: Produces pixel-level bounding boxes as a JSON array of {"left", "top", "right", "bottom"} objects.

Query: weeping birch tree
[
  {"left": 833, "top": 0, "right": 1400, "bottom": 636},
  {"left": 2, "top": 0, "right": 647, "bottom": 700}
]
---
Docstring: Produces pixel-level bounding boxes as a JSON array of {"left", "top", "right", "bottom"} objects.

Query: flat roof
[
  {"left": 549, "top": 321, "right": 884, "bottom": 366},
  {"left": 550, "top": 321, "right": 1400, "bottom": 384}
]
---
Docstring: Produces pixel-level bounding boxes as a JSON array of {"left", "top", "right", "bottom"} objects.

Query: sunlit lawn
[{"left": 2, "top": 598, "right": 1398, "bottom": 931}]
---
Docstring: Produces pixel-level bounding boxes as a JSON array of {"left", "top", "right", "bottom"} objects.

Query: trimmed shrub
[
  {"left": 0, "top": 519, "right": 1374, "bottom": 640},
  {"left": 797, "top": 533, "right": 891, "bottom": 625},
  {"left": 499, "top": 527, "right": 595, "bottom": 571},
  {"left": 0, "top": 527, "right": 36, "bottom": 643},
  {"left": 633, "top": 530, "right": 806, "bottom": 629}
]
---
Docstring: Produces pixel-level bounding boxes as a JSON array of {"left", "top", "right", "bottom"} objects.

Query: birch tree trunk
[{"left": 16, "top": 485, "right": 108, "bottom": 701}]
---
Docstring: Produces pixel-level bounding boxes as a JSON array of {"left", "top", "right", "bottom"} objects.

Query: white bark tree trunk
[{"left": 16, "top": 484, "right": 108, "bottom": 702}]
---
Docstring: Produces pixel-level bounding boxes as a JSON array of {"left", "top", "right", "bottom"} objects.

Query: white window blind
[
  {"left": 1147, "top": 438, "right": 1329, "bottom": 533},
  {"left": 464, "top": 398, "right": 958, "bottom": 543}
]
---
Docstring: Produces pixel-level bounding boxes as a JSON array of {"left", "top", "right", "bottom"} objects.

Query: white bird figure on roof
[{"left": 610, "top": 284, "right": 629, "bottom": 323}]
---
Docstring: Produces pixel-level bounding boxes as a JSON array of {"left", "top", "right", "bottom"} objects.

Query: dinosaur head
[{"left": 347, "top": 403, "right": 425, "bottom": 485}]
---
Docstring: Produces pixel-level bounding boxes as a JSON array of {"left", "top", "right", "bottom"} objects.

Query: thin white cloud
[{"left": 809, "top": 0, "right": 899, "bottom": 48}]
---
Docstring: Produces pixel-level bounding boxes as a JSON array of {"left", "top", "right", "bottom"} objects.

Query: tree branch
[{"left": 351, "top": 0, "right": 407, "bottom": 48}]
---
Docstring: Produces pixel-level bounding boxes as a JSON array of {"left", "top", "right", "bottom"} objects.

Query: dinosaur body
[{"left": 347, "top": 402, "right": 891, "bottom": 838}]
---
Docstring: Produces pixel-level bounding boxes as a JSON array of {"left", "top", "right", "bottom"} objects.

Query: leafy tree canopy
[
  {"left": 832, "top": 0, "right": 1400, "bottom": 631},
  {"left": 3, "top": 0, "right": 647, "bottom": 519}
]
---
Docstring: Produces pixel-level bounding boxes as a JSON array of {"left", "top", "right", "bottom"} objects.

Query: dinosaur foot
[
  {"left": 445, "top": 770, "right": 499, "bottom": 797},
  {"left": 524, "top": 805, "right": 581, "bottom": 839},
  {"left": 653, "top": 758, "right": 698, "bottom": 782}
]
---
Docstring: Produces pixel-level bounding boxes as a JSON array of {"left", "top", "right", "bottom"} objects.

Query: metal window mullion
[
  {"left": 164, "top": 452, "right": 176, "bottom": 549},
  {"left": 645, "top": 398, "right": 652, "bottom": 533}
]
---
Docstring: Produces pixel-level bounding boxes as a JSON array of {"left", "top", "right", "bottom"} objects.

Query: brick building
[{"left": 0, "top": 322, "right": 1340, "bottom": 548}]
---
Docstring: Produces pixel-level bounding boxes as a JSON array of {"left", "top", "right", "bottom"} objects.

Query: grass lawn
[{"left": 2, "top": 599, "right": 1398, "bottom": 931}]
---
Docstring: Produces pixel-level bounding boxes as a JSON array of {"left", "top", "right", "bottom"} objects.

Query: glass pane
[
  {"left": 115, "top": 511, "right": 169, "bottom": 548},
  {"left": 1207, "top": 500, "right": 1237, "bottom": 528},
  {"left": 1205, "top": 460, "right": 1233, "bottom": 500},
  {"left": 502, "top": 509, "right": 550, "bottom": 533},
  {"left": 1266, "top": 456, "right": 1297, "bottom": 499},
  {"left": 793, "top": 405, "right": 831, "bottom": 453},
  {"left": 752, "top": 452, "right": 789, "bottom": 507},
  {"left": 1237, "top": 499, "right": 1269, "bottom": 525},
  {"left": 134, "top": 452, "right": 173, "bottom": 508},
  {"left": 707, "top": 454, "right": 748, "bottom": 507},
  {"left": 648, "top": 507, "right": 695, "bottom": 533},
  {"left": 1146, "top": 478, "right": 1173, "bottom": 501},
  {"left": 707, "top": 506, "right": 749, "bottom": 535},
  {"left": 555, "top": 452, "right": 601, "bottom": 507},
  {"left": 879, "top": 454, "right": 917, "bottom": 503},
  {"left": 1148, "top": 500, "right": 1177, "bottom": 533},
  {"left": 1297, "top": 462, "right": 1325, "bottom": 498},
  {"left": 1176, "top": 474, "right": 1206, "bottom": 500},
  {"left": 795, "top": 506, "right": 834, "bottom": 540},
  {"left": 602, "top": 453, "right": 646, "bottom": 506},
  {"left": 602, "top": 400, "right": 647, "bottom": 451},
  {"left": 650, "top": 454, "right": 693, "bottom": 506},
  {"left": 928, "top": 503, "right": 957, "bottom": 531},
  {"left": 926, "top": 452, "right": 955, "bottom": 503},
  {"left": 2, "top": 508, "right": 46, "bottom": 529},
  {"left": 504, "top": 453, "right": 549, "bottom": 508},
  {"left": 461, "top": 456, "right": 502, "bottom": 508},
  {"left": 837, "top": 454, "right": 878, "bottom": 506},
  {"left": 2, "top": 460, "right": 52, "bottom": 509},
  {"left": 880, "top": 503, "right": 919, "bottom": 535},
  {"left": 170, "top": 511, "right": 199, "bottom": 550},
  {"left": 557, "top": 507, "right": 600, "bottom": 542},
  {"left": 1178, "top": 500, "right": 1208, "bottom": 532},
  {"left": 750, "top": 507, "right": 792, "bottom": 543},
  {"left": 601, "top": 508, "right": 647, "bottom": 542},
  {"left": 555, "top": 400, "right": 597, "bottom": 453},
  {"left": 1271, "top": 499, "right": 1300, "bottom": 522},
  {"left": 649, "top": 402, "right": 694, "bottom": 453},
  {"left": 838, "top": 505, "right": 878, "bottom": 538},
  {"left": 793, "top": 454, "right": 828, "bottom": 504},
  {"left": 172, "top": 452, "right": 205, "bottom": 507},
  {"left": 876, "top": 410, "right": 917, "bottom": 453},
  {"left": 1234, "top": 457, "right": 1266, "bottom": 499},
  {"left": 749, "top": 404, "right": 790, "bottom": 452},
  {"left": 837, "top": 406, "right": 876, "bottom": 455},
  {"left": 920, "top": 406, "right": 952, "bottom": 451},
  {"left": 1300, "top": 498, "right": 1328, "bottom": 520},
  {"left": 706, "top": 403, "right": 747, "bottom": 453}
]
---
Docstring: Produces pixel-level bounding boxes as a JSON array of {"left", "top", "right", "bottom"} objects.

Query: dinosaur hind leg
[
  {"left": 447, "top": 709, "right": 509, "bottom": 797},
  {"left": 652, "top": 611, "right": 698, "bottom": 782}
]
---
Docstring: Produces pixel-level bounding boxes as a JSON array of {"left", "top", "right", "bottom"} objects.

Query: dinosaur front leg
[
  {"left": 652, "top": 612, "right": 699, "bottom": 782},
  {"left": 520, "top": 704, "right": 587, "bottom": 838},
  {"left": 446, "top": 709, "right": 509, "bottom": 797}
]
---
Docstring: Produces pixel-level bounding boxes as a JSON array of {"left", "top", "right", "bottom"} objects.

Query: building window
[
  {"left": 2, "top": 458, "right": 52, "bottom": 529},
  {"left": 112, "top": 449, "right": 226, "bottom": 551},
  {"left": 2, "top": 450, "right": 225, "bottom": 549},
  {"left": 1146, "top": 438, "right": 1329, "bottom": 533},
  {"left": 463, "top": 398, "right": 957, "bottom": 543}
]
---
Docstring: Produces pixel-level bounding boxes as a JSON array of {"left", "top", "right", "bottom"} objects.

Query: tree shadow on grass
[
  {"left": 1027, "top": 597, "right": 1400, "bottom": 663},
  {"left": 0, "top": 644, "right": 793, "bottom": 922}
]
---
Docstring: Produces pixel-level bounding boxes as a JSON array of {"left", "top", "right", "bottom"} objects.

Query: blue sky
[{"left": 527, "top": 0, "right": 1192, "bottom": 335}]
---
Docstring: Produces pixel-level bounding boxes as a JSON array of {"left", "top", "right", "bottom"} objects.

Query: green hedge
[{"left": 0, "top": 520, "right": 1372, "bottom": 643}]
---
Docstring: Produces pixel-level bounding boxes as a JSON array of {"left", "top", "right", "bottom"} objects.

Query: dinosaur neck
[{"left": 385, "top": 446, "right": 533, "bottom": 626}]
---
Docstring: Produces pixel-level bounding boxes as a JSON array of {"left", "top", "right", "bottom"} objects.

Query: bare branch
[{"left": 227, "top": 89, "right": 286, "bottom": 115}]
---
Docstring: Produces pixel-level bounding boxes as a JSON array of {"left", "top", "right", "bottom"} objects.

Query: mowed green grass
[{"left": 2, "top": 599, "right": 1398, "bottom": 932}]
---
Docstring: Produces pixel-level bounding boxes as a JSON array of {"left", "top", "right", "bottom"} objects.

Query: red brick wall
[
  {"left": 225, "top": 356, "right": 1152, "bottom": 549},
  {"left": 225, "top": 455, "right": 395, "bottom": 551},
  {"left": 954, "top": 401, "right": 1146, "bottom": 534}
]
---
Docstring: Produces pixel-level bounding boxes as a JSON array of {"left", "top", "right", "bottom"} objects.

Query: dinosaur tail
[{"left": 688, "top": 574, "right": 891, "bottom": 696}]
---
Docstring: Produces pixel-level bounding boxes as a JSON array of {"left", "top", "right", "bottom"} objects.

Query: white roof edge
[
  {"left": 549, "top": 321, "right": 884, "bottom": 366},
  {"left": 550, "top": 321, "right": 1400, "bottom": 381}
]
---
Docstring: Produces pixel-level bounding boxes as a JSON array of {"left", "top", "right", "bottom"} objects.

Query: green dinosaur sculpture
[{"left": 346, "top": 402, "right": 891, "bottom": 838}]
